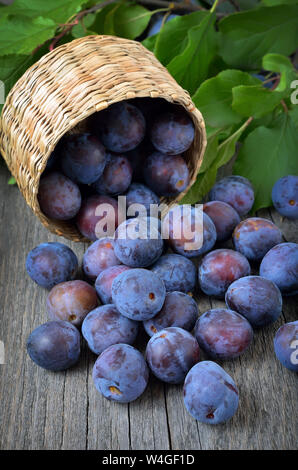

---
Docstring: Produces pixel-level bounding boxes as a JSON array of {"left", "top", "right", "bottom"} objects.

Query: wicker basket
[{"left": 0, "top": 35, "right": 207, "bottom": 242}]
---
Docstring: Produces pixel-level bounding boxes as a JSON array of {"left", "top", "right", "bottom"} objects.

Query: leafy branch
[
  {"left": 48, "top": 0, "right": 117, "bottom": 50},
  {"left": 1, "top": 0, "right": 298, "bottom": 207}
]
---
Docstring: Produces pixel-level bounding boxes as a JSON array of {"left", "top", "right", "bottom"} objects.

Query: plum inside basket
[{"left": 37, "top": 97, "right": 200, "bottom": 242}]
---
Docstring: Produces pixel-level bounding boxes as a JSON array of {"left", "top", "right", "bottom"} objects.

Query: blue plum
[
  {"left": 198, "top": 249, "right": 251, "bottom": 298},
  {"left": 274, "top": 321, "right": 298, "bottom": 372},
  {"left": 83, "top": 238, "right": 121, "bottom": 281},
  {"left": 151, "top": 254, "right": 196, "bottom": 293},
  {"left": 112, "top": 268, "right": 166, "bottom": 321},
  {"left": 144, "top": 151, "right": 189, "bottom": 197},
  {"left": 183, "top": 361, "right": 239, "bottom": 424},
  {"left": 125, "top": 183, "right": 160, "bottom": 218},
  {"left": 150, "top": 110, "right": 195, "bottom": 155},
  {"left": 82, "top": 305, "right": 138, "bottom": 355},
  {"left": 38, "top": 172, "right": 81, "bottom": 220},
  {"left": 143, "top": 291, "right": 198, "bottom": 336},
  {"left": 233, "top": 217, "right": 282, "bottom": 262},
  {"left": 92, "top": 343, "right": 149, "bottom": 403},
  {"left": 47, "top": 280, "right": 98, "bottom": 326},
  {"left": 203, "top": 201, "right": 240, "bottom": 241},
  {"left": 225, "top": 276, "right": 282, "bottom": 327},
  {"left": 162, "top": 206, "right": 216, "bottom": 258},
  {"left": 96, "top": 102, "right": 146, "bottom": 153},
  {"left": 76, "top": 194, "right": 119, "bottom": 240},
  {"left": 114, "top": 217, "right": 163, "bottom": 267},
  {"left": 95, "top": 265, "right": 132, "bottom": 304},
  {"left": 127, "top": 98, "right": 169, "bottom": 129},
  {"left": 260, "top": 243, "right": 298, "bottom": 296},
  {"left": 60, "top": 133, "right": 106, "bottom": 184},
  {"left": 209, "top": 175, "right": 254, "bottom": 216},
  {"left": 194, "top": 308, "right": 253, "bottom": 360},
  {"left": 272, "top": 175, "right": 298, "bottom": 219},
  {"left": 26, "top": 242, "right": 78, "bottom": 289},
  {"left": 92, "top": 153, "right": 132, "bottom": 196},
  {"left": 146, "top": 327, "right": 200, "bottom": 384},
  {"left": 26, "top": 321, "right": 81, "bottom": 371}
]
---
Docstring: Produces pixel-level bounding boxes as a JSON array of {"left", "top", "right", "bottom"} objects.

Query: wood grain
[{"left": 0, "top": 161, "right": 297, "bottom": 451}]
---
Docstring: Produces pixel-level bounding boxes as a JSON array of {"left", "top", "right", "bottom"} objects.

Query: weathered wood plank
[
  {"left": 128, "top": 331, "right": 171, "bottom": 451},
  {"left": 0, "top": 161, "right": 297, "bottom": 451}
]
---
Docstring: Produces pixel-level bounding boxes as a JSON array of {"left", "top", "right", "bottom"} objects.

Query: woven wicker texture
[{"left": 0, "top": 35, "right": 207, "bottom": 241}]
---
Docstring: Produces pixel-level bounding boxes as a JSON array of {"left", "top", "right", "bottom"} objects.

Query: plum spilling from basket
[
  {"left": 82, "top": 305, "right": 139, "bottom": 355},
  {"left": 27, "top": 321, "right": 81, "bottom": 371},
  {"left": 146, "top": 327, "right": 200, "bottom": 384},
  {"left": 143, "top": 291, "right": 198, "bottom": 336},
  {"left": 25, "top": 98, "right": 298, "bottom": 424},
  {"left": 194, "top": 308, "right": 253, "bottom": 360},
  {"left": 183, "top": 361, "right": 239, "bottom": 424},
  {"left": 47, "top": 280, "right": 98, "bottom": 326},
  {"left": 26, "top": 242, "right": 78, "bottom": 289},
  {"left": 92, "top": 343, "right": 149, "bottom": 403},
  {"left": 233, "top": 217, "right": 282, "bottom": 262}
]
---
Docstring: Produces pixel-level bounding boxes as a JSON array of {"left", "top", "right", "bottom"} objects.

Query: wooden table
[{"left": 0, "top": 160, "right": 297, "bottom": 451}]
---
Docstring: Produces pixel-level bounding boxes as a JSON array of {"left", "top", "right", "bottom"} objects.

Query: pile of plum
[
  {"left": 37, "top": 98, "right": 195, "bottom": 240},
  {"left": 25, "top": 97, "right": 298, "bottom": 426}
]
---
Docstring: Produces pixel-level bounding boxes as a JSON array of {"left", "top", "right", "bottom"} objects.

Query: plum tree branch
[{"left": 35, "top": 0, "right": 225, "bottom": 53}]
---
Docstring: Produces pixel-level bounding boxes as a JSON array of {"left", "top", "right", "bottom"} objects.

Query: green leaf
[
  {"left": 8, "top": 176, "right": 16, "bottom": 185},
  {"left": 181, "top": 118, "right": 252, "bottom": 204},
  {"left": 262, "top": 53, "right": 297, "bottom": 92},
  {"left": 192, "top": 70, "right": 259, "bottom": 128},
  {"left": 0, "top": 16, "right": 57, "bottom": 56},
  {"left": 180, "top": 138, "right": 219, "bottom": 204},
  {"left": 91, "top": 3, "right": 155, "bottom": 39},
  {"left": 181, "top": 166, "right": 218, "bottom": 205},
  {"left": 103, "top": 3, "right": 121, "bottom": 35},
  {"left": 232, "top": 85, "right": 283, "bottom": 118},
  {"left": 213, "top": 118, "right": 253, "bottom": 171},
  {"left": 91, "top": 4, "right": 118, "bottom": 35},
  {"left": 71, "top": 14, "right": 96, "bottom": 38},
  {"left": 112, "top": 3, "right": 152, "bottom": 40},
  {"left": 0, "top": 0, "right": 86, "bottom": 23},
  {"left": 261, "top": 0, "right": 298, "bottom": 5},
  {"left": 289, "top": 105, "right": 298, "bottom": 128},
  {"left": 237, "top": 0, "right": 261, "bottom": 8},
  {"left": 198, "top": 132, "right": 220, "bottom": 174},
  {"left": 167, "top": 12, "right": 217, "bottom": 95},
  {"left": 237, "top": 112, "right": 276, "bottom": 142},
  {"left": 219, "top": 5, "right": 298, "bottom": 69},
  {"left": 142, "top": 31, "right": 156, "bottom": 53},
  {"left": 0, "top": 42, "right": 52, "bottom": 113},
  {"left": 204, "top": 0, "right": 260, "bottom": 11},
  {"left": 234, "top": 113, "right": 298, "bottom": 210},
  {"left": 205, "top": 124, "right": 235, "bottom": 142},
  {"left": 143, "top": 11, "right": 209, "bottom": 66},
  {"left": 0, "top": 54, "right": 35, "bottom": 112},
  {"left": 0, "top": 54, "right": 33, "bottom": 89}
]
